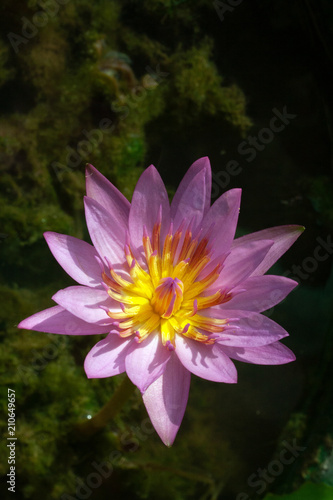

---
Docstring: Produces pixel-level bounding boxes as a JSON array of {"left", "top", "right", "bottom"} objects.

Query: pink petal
[
  {"left": 201, "top": 188, "right": 241, "bottom": 257},
  {"left": 17, "top": 305, "right": 109, "bottom": 335},
  {"left": 175, "top": 335, "right": 237, "bottom": 383},
  {"left": 221, "top": 341, "right": 296, "bottom": 365},
  {"left": 128, "top": 165, "right": 170, "bottom": 252},
  {"left": 44, "top": 232, "right": 102, "bottom": 288},
  {"left": 232, "top": 225, "right": 305, "bottom": 276},
  {"left": 125, "top": 333, "right": 171, "bottom": 393},
  {"left": 213, "top": 239, "right": 274, "bottom": 291},
  {"left": 225, "top": 275, "right": 298, "bottom": 312},
  {"left": 84, "top": 334, "right": 131, "bottom": 378},
  {"left": 215, "top": 312, "right": 289, "bottom": 347},
  {"left": 171, "top": 162, "right": 210, "bottom": 232},
  {"left": 86, "top": 164, "right": 130, "bottom": 223},
  {"left": 84, "top": 196, "right": 127, "bottom": 267},
  {"left": 52, "top": 286, "right": 114, "bottom": 325},
  {"left": 171, "top": 157, "right": 211, "bottom": 226},
  {"left": 142, "top": 354, "right": 191, "bottom": 446}
]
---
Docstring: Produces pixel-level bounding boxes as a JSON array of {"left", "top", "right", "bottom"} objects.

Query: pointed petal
[
  {"left": 222, "top": 341, "right": 296, "bottom": 365},
  {"left": 215, "top": 312, "right": 289, "bottom": 347},
  {"left": 52, "top": 286, "right": 114, "bottom": 325},
  {"left": 214, "top": 239, "right": 274, "bottom": 291},
  {"left": 232, "top": 225, "right": 305, "bottom": 276},
  {"left": 84, "top": 334, "right": 131, "bottom": 378},
  {"left": 86, "top": 164, "right": 130, "bottom": 223},
  {"left": 226, "top": 275, "right": 298, "bottom": 312},
  {"left": 175, "top": 335, "right": 237, "bottom": 383},
  {"left": 17, "top": 306, "right": 109, "bottom": 335},
  {"left": 84, "top": 196, "right": 127, "bottom": 266},
  {"left": 128, "top": 165, "right": 170, "bottom": 250},
  {"left": 44, "top": 232, "right": 102, "bottom": 288},
  {"left": 171, "top": 157, "right": 211, "bottom": 225},
  {"left": 125, "top": 334, "right": 171, "bottom": 393},
  {"left": 202, "top": 188, "right": 241, "bottom": 256},
  {"left": 142, "top": 354, "right": 191, "bottom": 446},
  {"left": 171, "top": 163, "right": 210, "bottom": 232}
]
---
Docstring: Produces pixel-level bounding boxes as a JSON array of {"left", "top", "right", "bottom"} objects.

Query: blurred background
[{"left": 1, "top": 1, "right": 333, "bottom": 499}]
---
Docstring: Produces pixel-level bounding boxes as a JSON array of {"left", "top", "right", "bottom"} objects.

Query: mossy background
[{"left": 1, "top": 1, "right": 333, "bottom": 499}]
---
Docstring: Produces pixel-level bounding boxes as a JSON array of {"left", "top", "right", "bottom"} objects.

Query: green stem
[{"left": 74, "top": 376, "right": 136, "bottom": 439}]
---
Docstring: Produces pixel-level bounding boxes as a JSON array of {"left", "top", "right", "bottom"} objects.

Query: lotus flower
[{"left": 18, "top": 157, "right": 303, "bottom": 446}]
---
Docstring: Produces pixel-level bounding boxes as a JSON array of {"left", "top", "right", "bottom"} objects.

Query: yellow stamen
[
  {"left": 182, "top": 325, "right": 215, "bottom": 344},
  {"left": 101, "top": 214, "right": 228, "bottom": 349}
]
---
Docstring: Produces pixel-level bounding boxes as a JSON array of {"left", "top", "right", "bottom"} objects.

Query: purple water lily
[{"left": 18, "top": 157, "right": 303, "bottom": 446}]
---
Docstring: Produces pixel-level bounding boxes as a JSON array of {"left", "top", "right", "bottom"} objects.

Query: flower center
[
  {"left": 102, "top": 212, "right": 231, "bottom": 350},
  {"left": 151, "top": 277, "right": 184, "bottom": 319}
]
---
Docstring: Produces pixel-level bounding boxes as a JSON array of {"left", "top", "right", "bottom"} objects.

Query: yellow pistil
[{"left": 103, "top": 217, "right": 230, "bottom": 350}]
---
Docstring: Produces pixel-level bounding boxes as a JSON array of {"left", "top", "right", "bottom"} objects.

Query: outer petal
[
  {"left": 202, "top": 188, "right": 241, "bottom": 257},
  {"left": 17, "top": 305, "right": 109, "bottom": 335},
  {"left": 84, "top": 334, "right": 131, "bottom": 378},
  {"left": 171, "top": 163, "right": 210, "bottom": 232},
  {"left": 171, "top": 157, "right": 211, "bottom": 224},
  {"left": 212, "top": 239, "right": 274, "bottom": 291},
  {"left": 142, "top": 354, "right": 191, "bottom": 447},
  {"left": 232, "top": 225, "right": 305, "bottom": 276},
  {"left": 44, "top": 232, "right": 102, "bottom": 288},
  {"left": 128, "top": 165, "right": 170, "bottom": 251},
  {"left": 175, "top": 336, "right": 237, "bottom": 383},
  {"left": 84, "top": 196, "right": 127, "bottom": 267},
  {"left": 214, "top": 312, "right": 289, "bottom": 347},
  {"left": 85, "top": 164, "right": 130, "bottom": 223},
  {"left": 125, "top": 333, "right": 171, "bottom": 393},
  {"left": 52, "top": 286, "right": 114, "bottom": 325},
  {"left": 221, "top": 341, "right": 296, "bottom": 365},
  {"left": 225, "top": 275, "right": 298, "bottom": 312}
]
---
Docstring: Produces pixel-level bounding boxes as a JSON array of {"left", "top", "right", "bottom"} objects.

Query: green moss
[{"left": 169, "top": 41, "right": 252, "bottom": 133}]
